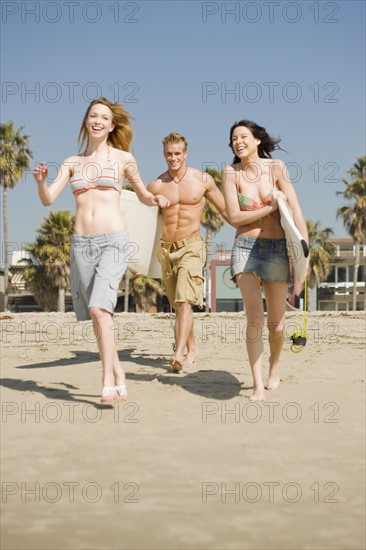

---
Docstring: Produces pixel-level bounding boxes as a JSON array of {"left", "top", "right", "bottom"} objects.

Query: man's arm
[{"left": 146, "top": 177, "right": 161, "bottom": 195}]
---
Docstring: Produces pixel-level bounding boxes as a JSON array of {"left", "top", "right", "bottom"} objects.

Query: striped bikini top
[{"left": 70, "top": 147, "right": 120, "bottom": 196}]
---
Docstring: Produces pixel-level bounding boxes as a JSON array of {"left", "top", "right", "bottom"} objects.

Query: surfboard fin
[{"left": 301, "top": 239, "right": 309, "bottom": 258}]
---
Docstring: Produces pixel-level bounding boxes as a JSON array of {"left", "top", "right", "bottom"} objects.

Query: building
[
  {"left": 0, "top": 267, "right": 5, "bottom": 311},
  {"left": 317, "top": 239, "right": 365, "bottom": 311},
  {"left": 210, "top": 251, "right": 243, "bottom": 312},
  {"left": 7, "top": 250, "right": 171, "bottom": 313},
  {"left": 7, "top": 239, "right": 365, "bottom": 313},
  {"left": 210, "top": 239, "right": 365, "bottom": 312}
]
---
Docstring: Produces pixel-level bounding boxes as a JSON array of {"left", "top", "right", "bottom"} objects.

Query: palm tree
[
  {"left": 0, "top": 122, "right": 32, "bottom": 311},
  {"left": 201, "top": 167, "right": 224, "bottom": 312},
  {"left": 336, "top": 156, "right": 366, "bottom": 310},
  {"left": 129, "top": 273, "right": 164, "bottom": 312},
  {"left": 306, "top": 220, "right": 336, "bottom": 310},
  {"left": 22, "top": 211, "right": 75, "bottom": 312},
  {"left": 22, "top": 240, "right": 59, "bottom": 311}
]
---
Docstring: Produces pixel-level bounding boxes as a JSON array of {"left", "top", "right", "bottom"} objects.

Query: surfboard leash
[{"left": 290, "top": 277, "right": 308, "bottom": 353}]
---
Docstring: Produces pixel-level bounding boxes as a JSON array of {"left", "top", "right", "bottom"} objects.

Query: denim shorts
[
  {"left": 230, "top": 235, "right": 290, "bottom": 285},
  {"left": 70, "top": 232, "right": 129, "bottom": 321}
]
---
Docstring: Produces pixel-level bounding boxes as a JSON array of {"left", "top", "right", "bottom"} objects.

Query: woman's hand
[
  {"left": 152, "top": 194, "right": 170, "bottom": 208},
  {"left": 270, "top": 189, "right": 286, "bottom": 210},
  {"left": 34, "top": 158, "right": 72, "bottom": 206},
  {"left": 33, "top": 162, "right": 48, "bottom": 185}
]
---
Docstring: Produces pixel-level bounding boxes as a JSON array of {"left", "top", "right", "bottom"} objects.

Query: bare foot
[
  {"left": 101, "top": 386, "right": 118, "bottom": 403},
  {"left": 186, "top": 350, "right": 197, "bottom": 365},
  {"left": 169, "top": 355, "right": 183, "bottom": 373},
  {"left": 249, "top": 387, "right": 266, "bottom": 402},
  {"left": 115, "top": 384, "right": 128, "bottom": 401},
  {"left": 114, "top": 372, "right": 126, "bottom": 387},
  {"left": 267, "top": 359, "right": 280, "bottom": 390}
]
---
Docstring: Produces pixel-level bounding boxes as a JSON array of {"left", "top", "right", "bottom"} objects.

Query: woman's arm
[
  {"left": 34, "top": 157, "right": 75, "bottom": 206},
  {"left": 221, "top": 165, "right": 279, "bottom": 227},
  {"left": 275, "top": 160, "right": 309, "bottom": 243},
  {"left": 124, "top": 153, "right": 170, "bottom": 208},
  {"left": 204, "top": 172, "right": 230, "bottom": 223}
]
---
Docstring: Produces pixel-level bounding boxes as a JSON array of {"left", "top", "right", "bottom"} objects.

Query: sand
[{"left": 1, "top": 311, "right": 365, "bottom": 550}]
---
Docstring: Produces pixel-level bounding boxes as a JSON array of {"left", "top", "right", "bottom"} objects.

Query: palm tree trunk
[
  {"left": 205, "top": 227, "right": 212, "bottom": 312},
  {"left": 352, "top": 240, "right": 360, "bottom": 311},
  {"left": 3, "top": 185, "right": 8, "bottom": 311},
  {"left": 124, "top": 270, "right": 129, "bottom": 312},
  {"left": 364, "top": 251, "right": 366, "bottom": 311},
  {"left": 58, "top": 288, "right": 65, "bottom": 313}
]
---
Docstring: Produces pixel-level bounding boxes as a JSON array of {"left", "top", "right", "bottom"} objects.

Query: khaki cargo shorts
[{"left": 157, "top": 234, "right": 207, "bottom": 308}]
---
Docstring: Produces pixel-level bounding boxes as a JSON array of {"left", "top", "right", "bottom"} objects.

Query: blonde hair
[
  {"left": 78, "top": 97, "right": 134, "bottom": 152},
  {"left": 162, "top": 132, "right": 188, "bottom": 151}
]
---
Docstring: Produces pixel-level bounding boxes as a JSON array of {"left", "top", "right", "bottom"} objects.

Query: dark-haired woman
[
  {"left": 34, "top": 98, "right": 169, "bottom": 403},
  {"left": 222, "top": 121, "right": 308, "bottom": 401}
]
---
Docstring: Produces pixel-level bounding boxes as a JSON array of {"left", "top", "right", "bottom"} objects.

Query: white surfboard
[
  {"left": 278, "top": 197, "right": 309, "bottom": 284},
  {"left": 148, "top": 213, "right": 163, "bottom": 279},
  {"left": 120, "top": 189, "right": 162, "bottom": 278}
]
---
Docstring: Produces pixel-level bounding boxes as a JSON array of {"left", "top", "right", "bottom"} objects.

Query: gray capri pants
[{"left": 70, "top": 231, "right": 129, "bottom": 321}]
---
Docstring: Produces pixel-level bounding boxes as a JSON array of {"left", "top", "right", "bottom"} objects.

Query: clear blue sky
[{"left": 1, "top": 0, "right": 365, "bottom": 257}]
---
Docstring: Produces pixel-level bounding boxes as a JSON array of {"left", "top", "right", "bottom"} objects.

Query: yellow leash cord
[{"left": 290, "top": 278, "right": 308, "bottom": 353}]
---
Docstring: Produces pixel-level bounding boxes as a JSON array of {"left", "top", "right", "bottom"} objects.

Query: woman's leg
[
  {"left": 236, "top": 273, "right": 266, "bottom": 401},
  {"left": 88, "top": 234, "right": 129, "bottom": 401},
  {"left": 113, "top": 349, "right": 126, "bottom": 388},
  {"left": 261, "top": 281, "right": 288, "bottom": 390},
  {"left": 89, "top": 307, "right": 127, "bottom": 401}
]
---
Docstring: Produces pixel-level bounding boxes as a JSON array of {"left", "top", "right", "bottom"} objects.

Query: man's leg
[
  {"left": 170, "top": 301, "right": 193, "bottom": 372},
  {"left": 186, "top": 325, "right": 197, "bottom": 364},
  {"left": 173, "top": 320, "right": 196, "bottom": 363},
  {"left": 168, "top": 237, "right": 205, "bottom": 370}
]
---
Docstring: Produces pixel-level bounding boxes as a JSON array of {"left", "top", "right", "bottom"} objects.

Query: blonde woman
[{"left": 34, "top": 98, "right": 169, "bottom": 403}]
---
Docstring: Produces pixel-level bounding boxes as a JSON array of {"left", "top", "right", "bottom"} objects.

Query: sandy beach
[{"left": 1, "top": 311, "right": 365, "bottom": 550}]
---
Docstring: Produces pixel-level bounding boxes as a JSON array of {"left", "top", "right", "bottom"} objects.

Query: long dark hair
[{"left": 229, "top": 120, "right": 282, "bottom": 164}]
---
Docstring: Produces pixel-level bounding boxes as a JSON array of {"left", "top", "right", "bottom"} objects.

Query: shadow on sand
[{"left": 3, "top": 348, "right": 246, "bottom": 405}]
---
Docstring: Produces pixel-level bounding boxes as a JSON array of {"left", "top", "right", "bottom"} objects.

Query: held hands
[
  {"left": 152, "top": 194, "right": 170, "bottom": 209},
  {"left": 33, "top": 163, "right": 48, "bottom": 184}
]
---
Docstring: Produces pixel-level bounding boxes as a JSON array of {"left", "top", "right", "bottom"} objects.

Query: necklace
[{"left": 168, "top": 166, "right": 188, "bottom": 184}]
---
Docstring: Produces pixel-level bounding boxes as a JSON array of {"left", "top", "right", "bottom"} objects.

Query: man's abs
[{"left": 161, "top": 203, "right": 204, "bottom": 241}]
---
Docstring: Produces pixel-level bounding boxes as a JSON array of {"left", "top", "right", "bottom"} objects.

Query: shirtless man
[{"left": 148, "top": 132, "right": 228, "bottom": 372}]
